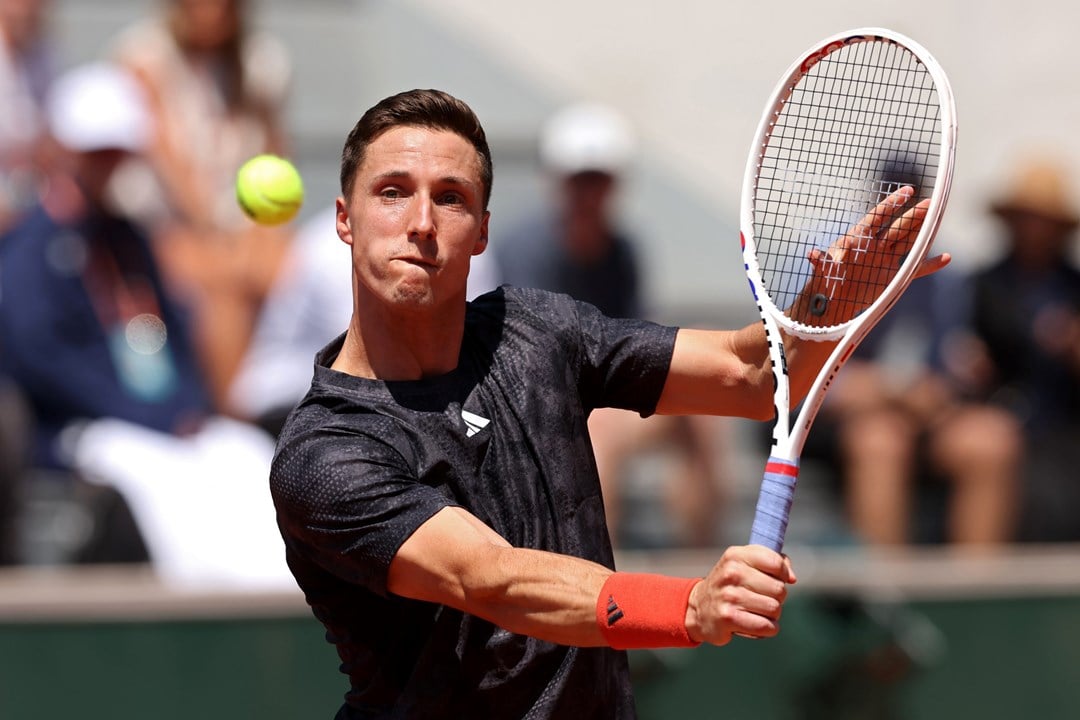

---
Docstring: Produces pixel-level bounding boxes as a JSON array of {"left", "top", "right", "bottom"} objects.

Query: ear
[
  {"left": 473, "top": 210, "right": 490, "bottom": 256},
  {"left": 335, "top": 197, "right": 353, "bottom": 246}
]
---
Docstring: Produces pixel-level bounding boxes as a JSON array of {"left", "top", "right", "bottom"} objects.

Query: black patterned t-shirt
[{"left": 270, "top": 285, "right": 678, "bottom": 719}]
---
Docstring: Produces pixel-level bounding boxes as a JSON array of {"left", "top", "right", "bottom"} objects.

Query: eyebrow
[{"left": 372, "top": 170, "right": 477, "bottom": 188}]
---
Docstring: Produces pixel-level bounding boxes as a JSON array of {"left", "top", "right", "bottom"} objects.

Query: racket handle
[{"left": 748, "top": 457, "right": 800, "bottom": 553}]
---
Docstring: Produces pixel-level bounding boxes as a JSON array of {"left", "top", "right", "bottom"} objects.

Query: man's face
[{"left": 337, "top": 125, "right": 489, "bottom": 313}]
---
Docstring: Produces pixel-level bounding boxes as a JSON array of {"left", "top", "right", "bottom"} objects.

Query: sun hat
[
  {"left": 990, "top": 159, "right": 1080, "bottom": 227},
  {"left": 539, "top": 102, "right": 636, "bottom": 176}
]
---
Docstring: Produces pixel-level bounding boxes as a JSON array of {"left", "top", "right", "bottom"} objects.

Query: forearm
[
  {"left": 458, "top": 544, "right": 796, "bottom": 648},
  {"left": 400, "top": 543, "right": 703, "bottom": 649},
  {"left": 656, "top": 321, "right": 838, "bottom": 421},
  {"left": 655, "top": 325, "right": 771, "bottom": 419},
  {"left": 387, "top": 507, "right": 610, "bottom": 646},
  {"left": 458, "top": 546, "right": 612, "bottom": 647},
  {"left": 726, "top": 322, "right": 841, "bottom": 414},
  {"left": 388, "top": 508, "right": 792, "bottom": 648}
]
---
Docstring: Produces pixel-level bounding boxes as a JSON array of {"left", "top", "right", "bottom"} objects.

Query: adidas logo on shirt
[{"left": 461, "top": 409, "right": 490, "bottom": 438}]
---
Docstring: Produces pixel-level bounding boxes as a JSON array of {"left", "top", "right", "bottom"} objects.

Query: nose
[{"left": 407, "top": 195, "right": 436, "bottom": 241}]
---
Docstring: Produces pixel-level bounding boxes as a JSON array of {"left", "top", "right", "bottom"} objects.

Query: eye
[
  {"left": 380, "top": 187, "right": 402, "bottom": 200},
  {"left": 436, "top": 190, "right": 466, "bottom": 206}
]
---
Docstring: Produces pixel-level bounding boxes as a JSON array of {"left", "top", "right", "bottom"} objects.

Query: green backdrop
[{"left": 2, "top": 591, "right": 1079, "bottom": 719}]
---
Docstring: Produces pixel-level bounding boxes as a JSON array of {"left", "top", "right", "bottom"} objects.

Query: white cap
[
  {"left": 539, "top": 102, "right": 636, "bottom": 176},
  {"left": 46, "top": 62, "right": 149, "bottom": 153}
]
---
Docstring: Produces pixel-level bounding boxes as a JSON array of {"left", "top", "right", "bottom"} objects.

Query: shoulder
[
  {"left": 271, "top": 401, "right": 416, "bottom": 503},
  {"left": 467, "top": 285, "right": 665, "bottom": 378},
  {"left": 275, "top": 393, "right": 416, "bottom": 467},
  {"left": 461, "top": 287, "right": 590, "bottom": 380},
  {"left": 470, "top": 285, "right": 591, "bottom": 337}
]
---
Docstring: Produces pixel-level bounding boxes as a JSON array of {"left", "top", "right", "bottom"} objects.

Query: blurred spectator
[
  {"left": 499, "top": 102, "right": 641, "bottom": 317},
  {"left": 0, "top": 61, "right": 214, "bottom": 565},
  {"left": 0, "top": 61, "right": 212, "bottom": 471},
  {"left": 0, "top": 0, "right": 55, "bottom": 565},
  {"left": 0, "top": 62, "right": 291, "bottom": 585},
  {"left": 0, "top": 0, "right": 55, "bottom": 233},
  {"left": 495, "top": 102, "right": 727, "bottom": 547},
  {"left": 111, "top": 0, "right": 290, "bottom": 231},
  {"left": 813, "top": 273, "right": 1022, "bottom": 546},
  {"left": 962, "top": 157, "right": 1080, "bottom": 542},
  {"left": 109, "top": 0, "right": 295, "bottom": 413}
]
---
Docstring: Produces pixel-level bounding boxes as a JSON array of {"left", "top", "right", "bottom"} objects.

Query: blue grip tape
[{"left": 748, "top": 457, "right": 800, "bottom": 552}]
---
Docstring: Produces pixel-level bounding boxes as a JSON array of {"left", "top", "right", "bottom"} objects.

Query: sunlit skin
[{"left": 332, "top": 126, "right": 490, "bottom": 381}]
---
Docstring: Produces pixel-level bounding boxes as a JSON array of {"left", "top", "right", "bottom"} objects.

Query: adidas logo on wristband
[{"left": 605, "top": 595, "right": 624, "bottom": 626}]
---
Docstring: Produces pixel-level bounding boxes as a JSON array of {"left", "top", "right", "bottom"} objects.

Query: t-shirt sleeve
[
  {"left": 507, "top": 287, "right": 678, "bottom": 417},
  {"left": 575, "top": 301, "right": 678, "bottom": 415},
  {"left": 270, "top": 420, "right": 453, "bottom": 598}
]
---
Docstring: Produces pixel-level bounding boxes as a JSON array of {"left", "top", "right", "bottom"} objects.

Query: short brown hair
[{"left": 339, "top": 89, "right": 493, "bottom": 209}]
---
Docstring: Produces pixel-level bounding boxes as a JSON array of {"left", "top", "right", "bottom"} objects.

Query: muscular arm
[
  {"left": 387, "top": 506, "right": 794, "bottom": 647},
  {"left": 388, "top": 506, "right": 611, "bottom": 646},
  {"left": 655, "top": 324, "right": 842, "bottom": 421}
]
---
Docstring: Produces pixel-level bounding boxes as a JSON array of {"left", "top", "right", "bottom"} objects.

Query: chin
[{"left": 389, "top": 281, "right": 441, "bottom": 309}]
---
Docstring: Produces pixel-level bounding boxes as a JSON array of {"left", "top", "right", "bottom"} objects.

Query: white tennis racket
[{"left": 743, "top": 27, "right": 957, "bottom": 552}]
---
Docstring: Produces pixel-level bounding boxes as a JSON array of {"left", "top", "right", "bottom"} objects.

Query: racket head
[{"left": 740, "top": 27, "right": 957, "bottom": 342}]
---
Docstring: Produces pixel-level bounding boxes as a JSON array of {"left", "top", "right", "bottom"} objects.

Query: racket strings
[{"left": 753, "top": 38, "right": 943, "bottom": 329}]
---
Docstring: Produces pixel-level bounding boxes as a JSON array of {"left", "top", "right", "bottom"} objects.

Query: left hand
[{"left": 794, "top": 186, "right": 950, "bottom": 325}]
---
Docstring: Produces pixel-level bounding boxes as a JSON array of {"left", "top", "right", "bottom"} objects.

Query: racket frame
[{"left": 740, "top": 27, "right": 957, "bottom": 550}]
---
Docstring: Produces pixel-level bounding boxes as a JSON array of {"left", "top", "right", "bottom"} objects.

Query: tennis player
[{"left": 269, "top": 89, "right": 947, "bottom": 719}]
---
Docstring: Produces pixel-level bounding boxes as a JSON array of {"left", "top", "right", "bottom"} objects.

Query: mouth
[
  {"left": 395, "top": 253, "right": 436, "bottom": 264},
  {"left": 393, "top": 256, "right": 438, "bottom": 270}
]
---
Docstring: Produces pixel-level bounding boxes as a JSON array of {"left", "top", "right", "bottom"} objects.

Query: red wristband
[{"left": 596, "top": 572, "right": 701, "bottom": 649}]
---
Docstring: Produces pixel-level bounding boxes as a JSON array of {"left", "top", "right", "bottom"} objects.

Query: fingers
[
  {"left": 741, "top": 544, "right": 797, "bottom": 584},
  {"left": 691, "top": 545, "right": 798, "bottom": 645},
  {"left": 880, "top": 198, "right": 930, "bottom": 250},
  {"left": 849, "top": 191, "right": 925, "bottom": 258},
  {"left": 799, "top": 189, "right": 941, "bottom": 325},
  {"left": 810, "top": 190, "right": 922, "bottom": 273},
  {"left": 855, "top": 185, "right": 915, "bottom": 239},
  {"left": 914, "top": 251, "right": 951, "bottom": 279}
]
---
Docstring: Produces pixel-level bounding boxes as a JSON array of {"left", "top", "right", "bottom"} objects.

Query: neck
[{"left": 332, "top": 295, "right": 467, "bottom": 381}]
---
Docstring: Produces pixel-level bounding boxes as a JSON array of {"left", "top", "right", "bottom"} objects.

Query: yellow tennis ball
[{"left": 236, "top": 154, "right": 304, "bottom": 225}]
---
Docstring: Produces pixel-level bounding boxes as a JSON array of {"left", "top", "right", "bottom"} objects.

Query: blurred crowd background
[{"left": 0, "top": 0, "right": 1078, "bottom": 589}]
